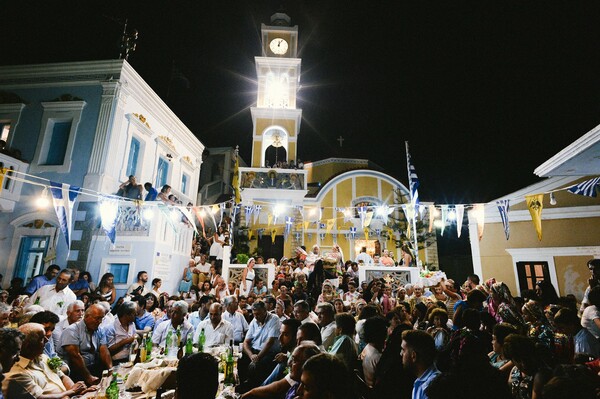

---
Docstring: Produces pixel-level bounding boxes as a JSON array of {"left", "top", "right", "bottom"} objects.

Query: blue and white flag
[
  {"left": 49, "top": 181, "right": 81, "bottom": 249},
  {"left": 244, "top": 205, "right": 253, "bottom": 226},
  {"left": 349, "top": 226, "right": 357, "bottom": 239},
  {"left": 358, "top": 206, "right": 367, "bottom": 228},
  {"left": 496, "top": 199, "right": 510, "bottom": 240},
  {"left": 319, "top": 222, "right": 326, "bottom": 230},
  {"left": 319, "top": 232, "right": 325, "bottom": 240},
  {"left": 253, "top": 205, "right": 262, "bottom": 224},
  {"left": 285, "top": 216, "right": 294, "bottom": 237},
  {"left": 232, "top": 203, "right": 241, "bottom": 219},
  {"left": 567, "top": 177, "right": 600, "bottom": 197},
  {"left": 405, "top": 142, "right": 420, "bottom": 209},
  {"left": 219, "top": 203, "right": 226, "bottom": 225}
]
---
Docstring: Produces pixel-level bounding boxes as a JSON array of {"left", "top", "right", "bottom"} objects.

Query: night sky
[{"left": 4, "top": 1, "right": 600, "bottom": 205}]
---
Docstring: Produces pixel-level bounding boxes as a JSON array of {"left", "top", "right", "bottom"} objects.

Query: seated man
[
  {"left": 30, "top": 311, "right": 69, "bottom": 375},
  {"left": 53, "top": 301, "right": 85, "bottom": 352},
  {"left": 296, "top": 353, "right": 356, "bottom": 399},
  {"left": 133, "top": 296, "right": 155, "bottom": 336},
  {"left": 151, "top": 301, "right": 194, "bottom": 348},
  {"left": 242, "top": 342, "right": 322, "bottom": 399},
  {"left": 3, "top": 323, "right": 95, "bottom": 398},
  {"left": 24, "top": 265, "right": 60, "bottom": 296},
  {"left": 68, "top": 269, "right": 90, "bottom": 298},
  {"left": 238, "top": 301, "right": 282, "bottom": 393},
  {"left": 0, "top": 327, "right": 24, "bottom": 385},
  {"left": 61, "top": 304, "right": 112, "bottom": 385},
  {"left": 28, "top": 269, "right": 77, "bottom": 319},
  {"left": 117, "top": 175, "right": 143, "bottom": 200},
  {"left": 194, "top": 303, "right": 233, "bottom": 348},
  {"left": 104, "top": 301, "right": 137, "bottom": 364},
  {"left": 222, "top": 296, "right": 248, "bottom": 345}
]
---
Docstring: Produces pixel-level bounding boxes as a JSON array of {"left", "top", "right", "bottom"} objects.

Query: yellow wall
[
  {"left": 307, "top": 160, "right": 369, "bottom": 184},
  {"left": 478, "top": 216, "right": 600, "bottom": 298}
]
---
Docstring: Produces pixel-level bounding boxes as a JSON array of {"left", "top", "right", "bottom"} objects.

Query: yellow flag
[
  {"left": 326, "top": 219, "right": 335, "bottom": 234},
  {"left": 232, "top": 157, "right": 241, "bottom": 204},
  {"left": 363, "top": 228, "right": 369, "bottom": 240},
  {"left": 526, "top": 194, "right": 544, "bottom": 241},
  {"left": 248, "top": 229, "right": 253, "bottom": 240},
  {"left": 304, "top": 221, "right": 310, "bottom": 231},
  {"left": 271, "top": 229, "right": 277, "bottom": 243},
  {"left": 268, "top": 213, "right": 273, "bottom": 226},
  {"left": 0, "top": 168, "right": 7, "bottom": 194}
]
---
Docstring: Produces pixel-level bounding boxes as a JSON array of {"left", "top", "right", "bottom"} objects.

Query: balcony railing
[
  {"left": 239, "top": 167, "right": 307, "bottom": 191},
  {"left": 0, "top": 152, "right": 28, "bottom": 212}
]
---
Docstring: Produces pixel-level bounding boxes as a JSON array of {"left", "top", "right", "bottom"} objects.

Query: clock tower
[{"left": 250, "top": 12, "right": 302, "bottom": 167}]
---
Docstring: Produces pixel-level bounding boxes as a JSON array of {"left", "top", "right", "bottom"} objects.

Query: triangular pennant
[
  {"left": 455, "top": 205, "right": 464, "bottom": 238},
  {"left": 248, "top": 229, "right": 254, "bottom": 240},
  {"left": 285, "top": 216, "right": 294, "bottom": 237},
  {"left": 268, "top": 213, "right": 273, "bottom": 227},
  {"left": 253, "top": 205, "right": 262, "bottom": 224},
  {"left": 180, "top": 206, "right": 199, "bottom": 235},
  {"left": 496, "top": 200, "right": 510, "bottom": 240},
  {"left": 471, "top": 204, "right": 485, "bottom": 241},
  {"left": 526, "top": 194, "right": 544, "bottom": 241},
  {"left": 326, "top": 219, "right": 335, "bottom": 234},
  {"left": 0, "top": 168, "right": 7, "bottom": 194},
  {"left": 363, "top": 227, "right": 369, "bottom": 240},
  {"left": 303, "top": 221, "right": 310, "bottom": 231},
  {"left": 364, "top": 211, "right": 374, "bottom": 227},
  {"left": 440, "top": 205, "right": 448, "bottom": 237},
  {"left": 49, "top": 181, "right": 81, "bottom": 249},
  {"left": 100, "top": 197, "right": 119, "bottom": 244},
  {"left": 271, "top": 229, "right": 277, "bottom": 243},
  {"left": 193, "top": 207, "right": 207, "bottom": 237},
  {"left": 567, "top": 177, "right": 600, "bottom": 197},
  {"left": 428, "top": 205, "right": 436, "bottom": 233}
]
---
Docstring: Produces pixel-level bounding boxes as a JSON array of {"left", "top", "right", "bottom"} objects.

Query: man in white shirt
[
  {"left": 222, "top": 296, "right": 248, "bottom": 344},
  {"left": 355, "top": 247, "right": 373, "bottom": 266},
  {"left": 195, "top": 255, "right": 211, "bottom": 284},
  {"left": 293, "top": 261, "right": 309, "bottom": 279},
  {"left": 152, "top": 301, "right": 194, "bottom": 348},
  {"left": 28, "top": 269, "right": 76, "bottom": 319},
  {"left": 194, "top": 303, "right": 233, "bottom": 347},
  {"left": 52, "top": 300, "right": 85, "bottom": 356},
  {"left": 316, "top": 303, "right": 336, "bottom": 350},
  {"left": 293, "top": 300, "right": 317, "bottom": 325},
  {"left": 104, "top": 301, "right": 137, "bottom": 364}
]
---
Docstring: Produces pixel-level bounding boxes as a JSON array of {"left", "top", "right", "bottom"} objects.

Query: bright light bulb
[
  {"left": 308, "top": 207, "right": 316, "bottom": 217},
  {"left": 434, "top": 220, "right": 444, "bottom": 228},
  {"left": 142, "top": 208, "right": 155, "bottom": 220},
  {"left": 36, "top": 196, "right": 50, "bottom": 208},
  {"left": 447, "top": 210, "right": 457, "bottom": 221},
  {"left": 99, "top": 201, "right": 118, "bottom": 224},
  {"left": 199, "top": 210, "right": 206, "bottom": 217},
  {"left": 273, "top": 204, "right": 285, "bottom": 217}
]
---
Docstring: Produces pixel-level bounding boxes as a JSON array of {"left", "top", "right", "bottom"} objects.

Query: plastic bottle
[
  {"left": 106, "top": 372, "right": 119, "bottom": 399},
  {"left": 185, "top": 333, "right": 193, "bottom": 355},
  {"left": 145, "top": 332, "right": 153, "bottom": 357},
  {"left": 197, "top": 328, "right": 206, "bottom": 352}
]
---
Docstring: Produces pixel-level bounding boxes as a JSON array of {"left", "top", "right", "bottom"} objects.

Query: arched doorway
[{"left": 265, "top": 145, "right": 287, "bottom": 167}]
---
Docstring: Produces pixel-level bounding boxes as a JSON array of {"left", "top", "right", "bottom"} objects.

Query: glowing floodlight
[
  {"left": 433, "top": 220, "right": 444, "bottom": 228},
  {"left": 447, "top": 210, "right": 457, "bottom": 221},
  {"left": 273, "top": 203, "right": 285, "bottom": 217},
  {"left": 142, "top": 208, "right": 155, "bottom": 220},
  {"left": 36, "top": 187, "right": 50, "bottom": 209}
]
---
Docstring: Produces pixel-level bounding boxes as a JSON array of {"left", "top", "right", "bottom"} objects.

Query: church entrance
[
  {"left": 265, "top": 145, "right": 287, "bottom": 167},
  {"left": 258, "top": 235, "right": 284, "bottom": 263}
]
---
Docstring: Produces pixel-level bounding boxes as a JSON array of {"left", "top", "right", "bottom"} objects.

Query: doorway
[
  {"left": 14, "top": 236, "right": 49, "bottom": 282},
  {"left": 258, "top": 235, "right": 284, "bottom": 262}
]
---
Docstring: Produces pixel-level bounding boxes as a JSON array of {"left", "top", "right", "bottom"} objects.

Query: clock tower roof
[{"left": 270, "top": 12, "right": 291, "bottom": 27}]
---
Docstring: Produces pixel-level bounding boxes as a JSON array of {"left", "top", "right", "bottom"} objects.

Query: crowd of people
[
  {"left": 117, "top": 175, "right": 188, "bottom": 206},
  {"left": 0, "top": 236, "right": 599, "bottom": 399}
]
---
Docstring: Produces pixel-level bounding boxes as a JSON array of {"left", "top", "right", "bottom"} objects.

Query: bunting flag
[
  {"left": 304, "top": 221, "right": 310, "bottom": 231},
  {"left": 402, "top": 204, "right": 416, "bottom": 222},
  {"left": 326, "top": 218, "right": 335, "bottom": 234},
  {"left": 319, "top": 232, "right": 325, "bottom": 240},
  {"left": 455, "top": 205, "right": 465, "bottom": 238},
  {"left": 267, "top": 213, "right": 273, "bottom": 226},
  {"left": 193, "top": 207, "right": 207, "bottom": 237},
  {"left": 567, "top": 177, "right": 600, "bottom": 197},
  {"left": 257, "top": 228, "right": 264, "bottom": 239},
  {"left": 285, "top": 216, "right": 293, "bottom": 237},
  {"left": 418, "top": 205, "right": 426, "bottom": 219},
  {"left": 471, "top": 204, "right": 485, "bottom": 241},
  {"left": 99, "top": 197, "right": 119, "bottom": 244},
  {"left": 0, "top": 168, "right": 8, "bottom": 193},
  {"left": 496, "top": 199, "right": 510, "bottom": 240},
  {"left": 253, "top": 205, "right": 262, "bottom": 224},
  {"left": 428, "top": 205, "right": 435, "bottom": 233},
  {"left": 364, "top": 227, "right": 370, "bottom": 240},
  {"left": 180, "top": 207, "right": 199, "bottom": 235},
  {"left": 526, "top": 194, "right": 544, "bottom": 241},
  {"left": 295, "top": 205, "right": 304, "bottom": 219},
  {"left": 49, "top": 181, "right": 81, "bottom": 249},
  {"left": 244, "top": 205, "right": 253, "bottom": 226},
  {"left": 158, "top": 203, "right": 179, "bottom": 233},
  {"left": 342, "top": 208, "right": 352, "bottom": 222},
  {"left": 319, "top": 222, "right": 326, "bottom": 230},
  {"left": 349, "top": 227, "right": 357, "bottom": 239},
  {"left": 232, "top": 155, "right": 241, "bottom": 204},
  {"left": 358, "top": 206, "right": 367, "bottom": 228},
  {"left": 231, "top": 203, "right": 240, "bottom": 220},
  {"left": 248, "top": 229, "right": 253, "bottom": 240},
  {"left": 387, "top": 227, "right": 394, "bottom": 242},
  {"left": 375, "top": 228, "right": 381, "bottom": 237},
  {"left": 209, "top": 206, "right": 218, "bottom": 230},
  {"left": 405, "top": 141, "right": 420, "bottom": 209},
  {"left": 307, "top": 233, "right": 313, "bottom": 240},
  {"left": 219, "top": 203, "right": 226, "bottom": 225},
  {"left": 364, "top": 211, "right": 374, "bottom": 227},
  {"left": 295, "top": 232, "right": 301, "bottom": 241},
  {"left": 271, "top": 229, "right": 277, "bottom": 243},
  {"left": 440, "top": 205, "right": 448, "bottom": 237}
]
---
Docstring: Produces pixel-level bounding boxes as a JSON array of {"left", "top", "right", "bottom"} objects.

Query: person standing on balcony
[{"left": 144, "top": 182, "right": 158, "bottom": 201}]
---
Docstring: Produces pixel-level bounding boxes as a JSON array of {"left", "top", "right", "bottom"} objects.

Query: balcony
[
  {"left": 0, "top": 152, "right": 28, "bottom": 212},
  {"left": 239, "top": 167, "right": 308, "bottom": 203}
]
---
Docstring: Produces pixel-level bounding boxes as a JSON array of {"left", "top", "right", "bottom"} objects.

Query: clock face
[{"left": 269, "top": 38, "right": 288, "bottom": 55}]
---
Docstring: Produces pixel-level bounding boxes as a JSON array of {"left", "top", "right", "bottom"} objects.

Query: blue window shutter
[
  {"left": 45, "top": 121, "right": 71, "bottom": 165},
  {"left": 126, "top": 137, "right": 140, "bottom": 177}
]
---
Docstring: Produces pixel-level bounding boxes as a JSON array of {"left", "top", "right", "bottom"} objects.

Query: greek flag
[
  {"left": 567, "top": 177, "right": 600, "bottom": 197},
  {"left": 496, "top": 199, "right": 510, "bottom": 240},
  {"left": 405, "top": 142, "right": 420, "bottom": 208},
  {"left": 49, "top": 181, "right": 81, "bottom": 249}
]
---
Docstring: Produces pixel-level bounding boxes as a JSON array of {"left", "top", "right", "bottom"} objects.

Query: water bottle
[{"left": 197, "top": 328, "right": 206, "bottom": 352}]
